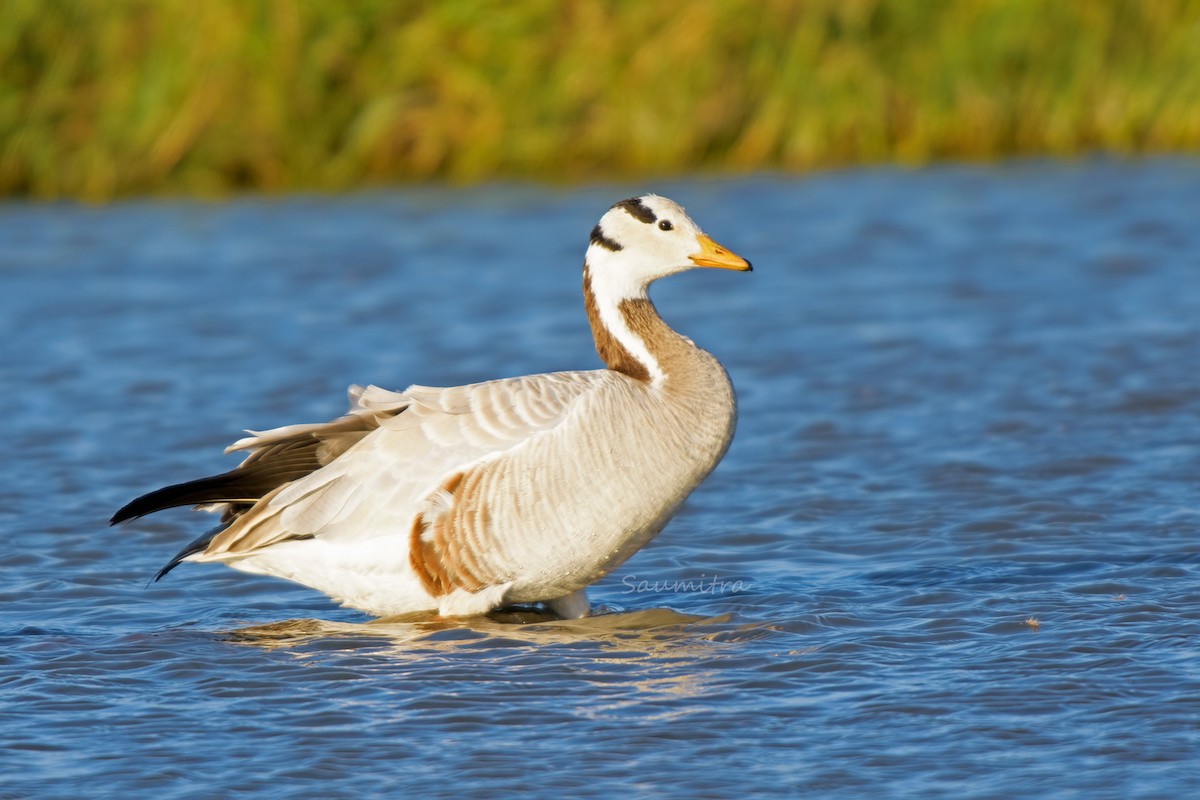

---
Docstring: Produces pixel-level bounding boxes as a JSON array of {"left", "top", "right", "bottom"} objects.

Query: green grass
[{"left": 3, "top": 0, "right": 1199, "bottom": 199}]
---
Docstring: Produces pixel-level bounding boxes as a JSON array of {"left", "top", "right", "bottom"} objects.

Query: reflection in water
[
  {"left": 229, "top": 608, "right": 731, "bottom": 654},
  {"left": 228, "top": 609, "right": 748, "bottom": 710}
]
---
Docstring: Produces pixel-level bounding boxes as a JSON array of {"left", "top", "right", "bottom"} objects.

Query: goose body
[{"left": 112, "top": 195, "right": 751, "bottom": 619}]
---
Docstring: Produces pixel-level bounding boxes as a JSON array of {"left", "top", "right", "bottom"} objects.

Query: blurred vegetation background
[{"left": 2, "top": 0, "right": 1198, "bottom": 199}]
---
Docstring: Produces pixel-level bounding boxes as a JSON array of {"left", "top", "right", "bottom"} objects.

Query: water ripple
[{"left": 3, "top": 162, "right": 1200, "bottom": 798}]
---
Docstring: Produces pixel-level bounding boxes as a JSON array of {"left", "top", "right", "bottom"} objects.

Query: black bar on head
[
  {"left": 615, "top": 197, "right": 656, "bottom": 224},
  {"left": 589, "top": 224, "right": 623, "bottom": 251}
]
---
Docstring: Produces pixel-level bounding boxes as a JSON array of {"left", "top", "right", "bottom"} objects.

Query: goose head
[{"left": 585, "top": 195, "right": 751, "bottom": 302}]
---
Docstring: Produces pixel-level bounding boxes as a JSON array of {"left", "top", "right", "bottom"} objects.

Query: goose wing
[
  {"left": 193, "top": 370, "right": 613, "bottom": 567},
  {"left": 110, "top": 386, "right": 400, "bottom": 526}
]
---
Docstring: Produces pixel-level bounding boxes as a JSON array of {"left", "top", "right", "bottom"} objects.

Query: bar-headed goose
[{"left": 112, "top": 195, "right": 751, "bottom": 619}]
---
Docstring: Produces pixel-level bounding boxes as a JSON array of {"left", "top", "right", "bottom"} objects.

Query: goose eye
[{"left": 658, "top": 220, "right": 673, "bottom": 231}]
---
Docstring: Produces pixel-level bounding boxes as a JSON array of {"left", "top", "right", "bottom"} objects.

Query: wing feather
[{"left": 189, "top": 370, "right": 613, "bottom": 571}]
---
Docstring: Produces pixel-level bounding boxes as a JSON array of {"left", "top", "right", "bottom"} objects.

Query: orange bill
[{"left": 688, "top": 234, "right": 752, "bottom": 271}]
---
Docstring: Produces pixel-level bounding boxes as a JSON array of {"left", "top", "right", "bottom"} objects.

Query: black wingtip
[
  {"left": 110, "top": 483, "right": 189, "bottom": 526},
  {"left": 110, "top": 471, "right": 247, "bottom": 527},
  {"left": 151, "top": 525, "right": 224, "bottom": 583},
  {"left": 109, "top": 505, "right": 137, "bottom": 527},
  {"left": 152, "top": 559, "right": 182, "bottom": 583}
]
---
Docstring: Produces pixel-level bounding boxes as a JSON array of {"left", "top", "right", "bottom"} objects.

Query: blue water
[{"left": 2, "top": 161, "right": 1199, "bottom": 798}]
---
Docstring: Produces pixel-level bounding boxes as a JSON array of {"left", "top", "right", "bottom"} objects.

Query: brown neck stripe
[{"left": 583, "top": 266, "right": 653, "bottom": 383}]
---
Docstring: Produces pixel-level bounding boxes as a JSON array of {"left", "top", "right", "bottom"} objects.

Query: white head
[{"left": 585, "top": 195, "right": 751, "bottom": 303}]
